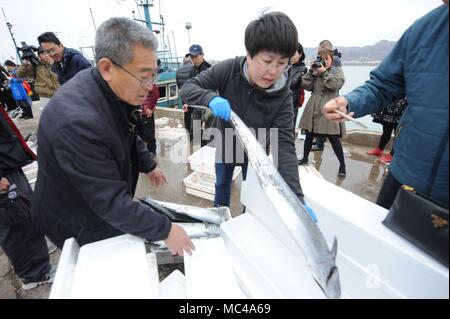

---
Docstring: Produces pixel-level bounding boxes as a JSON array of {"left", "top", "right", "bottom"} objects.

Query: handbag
[
  {"left": 382, "top": 185, "right": 449, "bottom": 267},
  {"left": 0, "top": 184, "right": 31, "bottom": 227}
]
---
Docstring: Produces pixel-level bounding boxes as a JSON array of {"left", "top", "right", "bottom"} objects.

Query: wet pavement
[{"left": 1, "top": 101, "right": 389, "bottom": 298}]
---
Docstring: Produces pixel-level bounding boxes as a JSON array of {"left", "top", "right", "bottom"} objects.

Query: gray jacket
[
  {"left": 180, "top": 57, "right": 304, "bottom": 202},
  {"left": 300, "top": 67, "right": 345, "bottom": 135}
]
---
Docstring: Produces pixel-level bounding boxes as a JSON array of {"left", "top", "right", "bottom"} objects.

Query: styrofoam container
[
  {"left": 188, "top": 146, "right": 241, "bottom": 180},
  {"left": 159, "top": 270, "right": 187, "bottom": 299},
  {"left": 183, "top": 171, "right": 215, "bottom": 201},
  {"left": 70, "top": 234, "right": 158, "bottom": 299},
  {"left": 184, "top": 238, "right": 247, "bottom": 299}
]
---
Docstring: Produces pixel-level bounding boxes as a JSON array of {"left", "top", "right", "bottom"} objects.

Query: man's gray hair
[{"left": 95, "top": 17, "right": 158, "bottom": 65}]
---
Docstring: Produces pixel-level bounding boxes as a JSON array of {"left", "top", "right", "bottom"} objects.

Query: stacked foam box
[{"left": 184, "top": 146, "right": 241, "bottom": 201}]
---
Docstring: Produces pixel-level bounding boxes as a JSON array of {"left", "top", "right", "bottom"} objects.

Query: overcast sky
[{"left": 0, "top": 0, "right": 444, "bottom": 62}]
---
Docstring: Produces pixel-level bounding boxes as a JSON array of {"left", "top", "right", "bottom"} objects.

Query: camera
[
  {"left": 311, "top": 55, "right": 326, "bottom": 70},
  {"left": 18, "top": 42, "right": 40, "bottom": 66}
]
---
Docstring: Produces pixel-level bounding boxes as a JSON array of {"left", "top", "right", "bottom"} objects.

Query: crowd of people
[{"left": 1, "top": 1, "right": 448, "bottom": 292}]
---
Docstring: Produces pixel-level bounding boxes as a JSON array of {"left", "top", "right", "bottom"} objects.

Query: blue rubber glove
[
  {"left": 304, "top": 203, "right": 318, "bottom": 223},
  {"left": 208, "top": 96, "right": 231, "bottom": 121}
]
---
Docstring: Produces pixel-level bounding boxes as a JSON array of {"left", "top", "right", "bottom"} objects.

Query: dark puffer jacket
[{"left": 52, "top": 48, "right": 92, "bottom": 85}]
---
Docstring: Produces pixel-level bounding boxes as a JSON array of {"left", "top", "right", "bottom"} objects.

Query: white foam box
[
  {"left": 221, "top": 213, "right": 326, "bottom": 299},
  {"left": 184, "top": 238, "right": 247, "bottom": 299},
  {"left": 188, "top": 146, "right": 241, "bottom": 180},
  {"left": 183, "top": 171, "right": 215, "bottom": 201},
  {"left": 70, "top": 234, "right": 159, "bottom": 299},
  {"left": 159, "top": 270, "right": 187, "bottom": 299}
]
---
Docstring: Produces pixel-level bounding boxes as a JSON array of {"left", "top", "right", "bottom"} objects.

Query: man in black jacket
[
  {"left": 32, "top": 17, "right": 194, "bottom": 257},
  {"left": 180, "top": 12, "right": 305, "bottom": 207},
  {"left": 38, "top": 32, "right": 92, "bottom": 85},
  {"left": 182, "top": 45, "right": 211, "bottom": 143},
  {"left": 1, "top": 106, "right": 54, "bottom": 290}
]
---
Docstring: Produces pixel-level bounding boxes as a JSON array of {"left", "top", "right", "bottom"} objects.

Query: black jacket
[
  {"left": 190, "top": 60, "right": 212, "bottom": 77},
  {"left": 52, "top": 48, "right": 92, "bottom": 85},
  {"left": 0, "top": 107, "right": 34, "bottom": 178},
  {"left": 176, "top": 63, "right": 194, "bottom": 90},
  {"left": 32, "top": 68, "right": 171, "bottom": 248},
  {"left": 290, "top": 62, "right": 307, "bottom": 107},
  {"left": 180, "top": 57, "right": 304, "bottom": 202}
]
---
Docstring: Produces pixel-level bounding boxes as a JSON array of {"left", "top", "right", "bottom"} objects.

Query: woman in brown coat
[{"left": 298, "top": 49, "right": 347, "bottom": 177}]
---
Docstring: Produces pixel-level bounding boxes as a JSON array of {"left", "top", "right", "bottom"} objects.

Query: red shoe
[
  {"left": 367, "top": 148, "right": 384, "bottom": 156},
  {"left": 378, "top": 154, "right": 393, "bottom": 165}
]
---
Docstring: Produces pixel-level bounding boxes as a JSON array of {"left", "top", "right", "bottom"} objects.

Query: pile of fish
[{"left": 140, "top": 197, "right": 230, "bottom": 244}]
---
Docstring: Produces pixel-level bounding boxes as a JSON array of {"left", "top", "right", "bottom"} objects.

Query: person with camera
[
  {"left": 17, "top": 46, "right": 59, "bottom": 110},
  {"left": 298, "top": 49, "right": 347, "bottom": 177},
  {"left": 37, "top": 32, "right": 92, "bottom": 85},
  {"left": 0, "top": 105, "right": 55, "bottom": 290},
  {"left": 311, "top": 40, "right": 344, "bottom": 152}
]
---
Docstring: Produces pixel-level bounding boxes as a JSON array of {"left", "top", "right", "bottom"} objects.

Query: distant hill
[{"left": 305, "top": 40, "right": 396, "bottom": 63}]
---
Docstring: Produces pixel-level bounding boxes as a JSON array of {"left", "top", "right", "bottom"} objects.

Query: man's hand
[
  {"left": 182, "top": 104, "right": 189, "bottom": 113},
  {"left": 323, "top": 96, "right": 354, "bottom": 122},
  {"left": 145, "top": 108, "right": 154, "bottom": 118},
  {"left": 147, "top": 167, "right": 167, "bottom": 188},
  {"left": 0, "top": 177, "right": 10, "bottom": 192},
  {"left": 164, "top": 224, "right": 195, "bottom": 256}
]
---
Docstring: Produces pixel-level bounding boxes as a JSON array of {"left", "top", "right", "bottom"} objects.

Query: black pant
[
  {"left": 0, "top": 90, "right": 17, "bottom": 111},
  {"left": 185, "top": 107, "right": 206, "bottom": 145},
  {"left": 293, "top": 106, "right": 299, "bottom": 136},
  {"left": 378, "top": 123, "right": 397, "bottom": 155},
  {"left": 0, "top": 169, "right": 50, "bottom": 282},
  {"left": 140, "top": 115, "right": 156, "bottom": 155},
  {"left": 376, "top": 172, "right": 402, "bottom": 209},
  {"left": 303, "top": 132, "right": 345, "bottom": 167},
  {"left": 17, "top": 100, "right": 33, "bottom": 118}
]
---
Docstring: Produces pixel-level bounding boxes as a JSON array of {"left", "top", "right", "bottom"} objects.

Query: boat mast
[
  {"left": 2, "top": 8, "right": 21, "bottom": 63},
  {"left": 134, "top": 0, "right": 177, "bottom": 70}
]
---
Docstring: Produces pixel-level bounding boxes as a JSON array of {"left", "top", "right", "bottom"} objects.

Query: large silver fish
[
  {"left": 145, "top": 198, "right": 231, "bottom": 226},
  {"left": 229, "top": 110, "right": 341, "bottom": 299},
  {"left": 152, "top": 222, "right": 221, "bottom": 248}
]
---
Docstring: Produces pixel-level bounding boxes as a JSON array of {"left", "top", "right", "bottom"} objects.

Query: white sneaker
[{"left": 21, "top": 265, "right": 57, "bottom": 290}]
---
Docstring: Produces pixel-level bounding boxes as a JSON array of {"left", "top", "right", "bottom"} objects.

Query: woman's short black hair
[
  {"left": 37, "top": 32, "right": 62, "bottom": 46},
  {"left": 297, "top": 43, "right": 305, "bottom": 62},
  {"left": 245, "top": 11, "right": 298, "bottom": 59}
]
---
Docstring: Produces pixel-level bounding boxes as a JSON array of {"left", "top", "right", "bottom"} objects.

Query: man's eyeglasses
[{"left": 110, "top": 59, "right": 159, "bottom": 88}]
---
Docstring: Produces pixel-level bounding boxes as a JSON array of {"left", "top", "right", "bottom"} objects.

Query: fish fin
[{"left": 331, "top": 237, "right": 338, "bottom": 261}]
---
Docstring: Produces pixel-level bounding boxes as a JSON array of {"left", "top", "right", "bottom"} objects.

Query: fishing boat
[{"left": 133, "top": 0, "right": 182, "bottom": 109}]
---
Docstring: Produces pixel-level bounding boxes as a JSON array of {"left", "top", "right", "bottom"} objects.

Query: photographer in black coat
[{"left": 1, "top": 105, "right": 53, "bottom": 290}]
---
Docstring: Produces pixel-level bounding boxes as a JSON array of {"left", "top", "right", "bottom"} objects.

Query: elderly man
[
  {"left": 32, "top": 17, "right": 194, "bottom": 257},
  {"left": 38, "top": 32, "right": 92, "bottom": 85}
]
